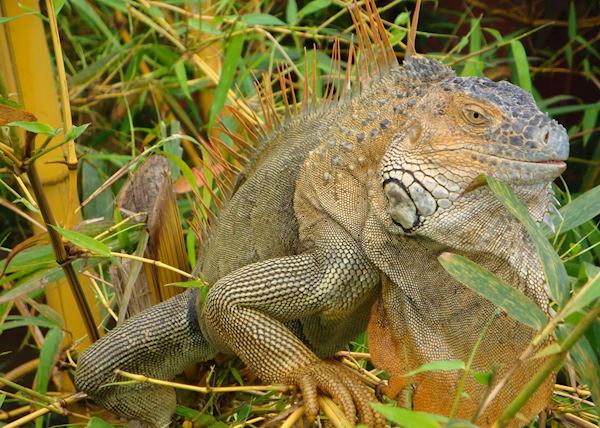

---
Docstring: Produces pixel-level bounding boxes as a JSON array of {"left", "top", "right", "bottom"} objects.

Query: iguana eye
[{"left": 463, "top": 105, "right": 488, "bottom": 126}]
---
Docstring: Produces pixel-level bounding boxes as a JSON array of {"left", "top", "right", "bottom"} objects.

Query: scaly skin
[{"left": 75, "top": 55, "right": 568, "bottom": 428}]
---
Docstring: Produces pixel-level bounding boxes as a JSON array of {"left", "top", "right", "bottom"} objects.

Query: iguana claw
[{"left": 288, "top": 361, "right": 385, "bottom": 427}]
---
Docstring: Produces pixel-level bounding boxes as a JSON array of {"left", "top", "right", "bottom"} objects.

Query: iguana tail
[{"left": 75, "top": 289, "right": 215, "bottom": 427}]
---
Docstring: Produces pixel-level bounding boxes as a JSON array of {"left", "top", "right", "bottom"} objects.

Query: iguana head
[{"left": 380, "top": 56, "right": 569, "bottom": 237}]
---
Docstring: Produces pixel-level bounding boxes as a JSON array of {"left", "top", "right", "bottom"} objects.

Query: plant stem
[
  {"left": 492, "top": 299, "right": 600, "bottom": 427},
  {"left": 25, "top": 151, "right": 99, "bottom": 342},
  {"left": 114, "top": 369, "right": 290, "bottom": 393}
]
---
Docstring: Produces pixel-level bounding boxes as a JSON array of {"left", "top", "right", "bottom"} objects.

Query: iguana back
[{"left": 200, "top": 113, "right": 335, "bottom": 285}]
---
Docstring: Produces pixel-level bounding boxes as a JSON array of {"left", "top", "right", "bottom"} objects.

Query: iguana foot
[{"left": 286, "top": 361, "right": 385, "bottom": 427}]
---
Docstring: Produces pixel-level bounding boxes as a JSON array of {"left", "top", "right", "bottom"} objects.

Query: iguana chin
[{"left": 74, "top": 2, "right": 569, "bottom": 427}]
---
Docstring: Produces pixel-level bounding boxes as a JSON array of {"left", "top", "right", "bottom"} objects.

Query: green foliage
[{"left": 439, "top": 252, "right": 548, "bottom": 329}]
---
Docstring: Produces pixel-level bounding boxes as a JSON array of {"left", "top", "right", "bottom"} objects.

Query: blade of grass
[{"left": 208, "top": 26, "right": 245, "bottom": 128}]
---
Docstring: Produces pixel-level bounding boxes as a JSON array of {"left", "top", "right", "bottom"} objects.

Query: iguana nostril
[{"left": 542, "top": 129, "right": 550, "bottom": 145}]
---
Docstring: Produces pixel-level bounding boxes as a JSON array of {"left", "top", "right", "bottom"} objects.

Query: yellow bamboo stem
[
  {"left": 114, "top": 369, "right": 290, "bottom": 393},
  {"left": 0, "top": 0, "right": 101, "bottom": 354},
  {"left": 109, "top": 252, "right": 197, "bottom": 280}
]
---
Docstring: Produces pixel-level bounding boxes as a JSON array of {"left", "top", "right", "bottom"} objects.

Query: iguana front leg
[{"left": 201, "top": 223, "right": 383, "bottom": 426}]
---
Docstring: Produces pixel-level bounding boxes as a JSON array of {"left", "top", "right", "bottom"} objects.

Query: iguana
[{"left": 75, "top": 2, "right": 569, "bottom": 427}]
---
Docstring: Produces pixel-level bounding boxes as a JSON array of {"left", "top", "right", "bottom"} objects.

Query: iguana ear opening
[{"left": 406, "top": 121, "right": 423, "bottom": 147}]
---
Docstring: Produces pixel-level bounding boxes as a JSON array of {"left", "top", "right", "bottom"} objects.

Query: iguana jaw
[{"left": 462, "top": 156, "right": 566, "bottom": 193}]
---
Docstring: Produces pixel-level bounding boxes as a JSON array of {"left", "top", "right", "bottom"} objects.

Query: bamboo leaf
[
  {"left": 86, "top": 417, "right": 115, "bottom": 428},
  {"left": 70, "top": 0, "right": 121, "bottom": 48},
  {"left": 461, "top": 18, "right": 483, "bottom": 77},
  {"left": 65, "top": 123, "right": 90, "bottom": 141},
  {"left": 286, "top": 0, "right": 298, "bottom": 25},
  {"left": 401, "top": 359, "right": 465, "bottom": 377},
  {"left": 547, "top": 102, "right": 600, "bottom": 116},
  {"left": 439, "top": 252, "right": 548, "bottom": 329},
  {"left": 568, "top": 335, "right": 600, "bottom": 410},
  {"left": 582, "top": 106, "right": 599, "bottom": 146},
  {"left": 164, "top": 280, "right": 207, "bottom": 288},
  {"left": 174, "top": 60, "right": 192, "bottom": 100},
  {"left": 548, "top": 185, "right": 600, "bottom": 235},
  {"left": 34, "top": 328, "right": 63, "bottom": 428},
  {"left": 298, "top": 0, "right": 331, "bottom": 19},
  {"left": 510, "top": 40, "right": 532, "bottom": 93},
  {"left": 564, "top": 273, "right": 600, "bottom": 317},
  {"left": 566, "top": 1, "right": 576, "bottom": 68},
  {"left": 487, "top": 176, "right": 569, "bottom": 306},
  {"left": 0, "top": 316, "right": 60, "bottom": 332},
  {"left": 8, "top": 121, "right": 59, "bottom": 136},
  {"left": 471, "top": 370, "right": 493, "bottom": 386},
  {"left": 53, "top": 0, "right": 66, "bottom": 15},
  {"left": 532, "top": 342, "right": 562, "bottom": 360},
  {"left": 208, "top": 28, "right": 245, "bottom": 128},
  {"left": 241, "top": 13, "right": 285, "bottom": 26},
  {"left": 0, "top": 12, "right": 35, "bottom": 23},
  {"left": 370, "top": 404, "right": 446, "bottom": 428},
  {"left": 51, "top": 225, "right": 111, "bottom": 257}
]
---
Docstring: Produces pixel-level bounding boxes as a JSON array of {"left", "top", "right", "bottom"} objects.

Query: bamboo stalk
[
  {"left": 2, "top": 392, "right": 87, "bottom": 428},
  {"left": 25, "top": 147, "right": 99, "bottom": 342},
  {"left": 0, "top": 0, "right": 101, "bottom": 353},
  {"left": 114, "top": 369, "right": 290, "bottom": 393}
]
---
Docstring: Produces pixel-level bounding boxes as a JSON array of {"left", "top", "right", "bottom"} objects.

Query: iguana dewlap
[{"left": 74, "top": 6, "right": 569, "bottom": 427}]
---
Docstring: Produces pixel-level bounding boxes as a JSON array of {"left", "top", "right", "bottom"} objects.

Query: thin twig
[{"left": 114, "top": 369, "right": 290, "bottom": 393}]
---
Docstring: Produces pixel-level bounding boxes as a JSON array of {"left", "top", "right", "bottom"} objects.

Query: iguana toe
[{"left": 288, "top": 361, "right": 383, "bottom": 427}]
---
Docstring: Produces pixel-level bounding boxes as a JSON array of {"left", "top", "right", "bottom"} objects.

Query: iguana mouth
[{"left": 535, "top": 159, "right": 566, "bottom": 166}]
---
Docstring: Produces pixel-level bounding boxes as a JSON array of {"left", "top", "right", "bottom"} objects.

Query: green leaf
[
  {"left": 186, "top": 229, "right": 197, "bottom": 271},
  {"left": 0, "top": 316, "right": 60, "bottom": 333},
  {"left": 241, "top": 13, "right": 285, "bottom": 26},
  {"left": 547, "top": 102, "right": 600, "bottom": 116},
  {"left": 286, "top": 0, "right": 298, "bottom": 25},
  {"left": 0, "top": 12, "right": 35, "bottom": 23},
  {"left": 51, "top": 225, "right": 111, "bottom": 257},
  {"left": 487, "top": 176, "right": 569, "bottom": 307},
  {"left": 566, "top": 1, "right": 576, "bottom": 68},
  {"left": 569, "top": 335, "right": 600, "bottom": 411},
  {"left": 230, "top": 366, "right": 244, "bottom": 386},
  {"left": 34, "top": 328, "right": 63, "bottom": 397},
  {"left": 8, "top": 121, "right": 59, "bottom": 136},
  {"left": 370, "top": 404, "right": 444, "bottom": 428},
  {"left": 0, "top": 392, "right": 5, "bottom": 408},
  {"left": 461, "top": 18, "right": 483, "bottom": 77},
  {"left": 565, "top": 273, "right": 600, "bottom": 317},
  {"left": 175, "top": 405, "right": 218, "bottom": 425},
  {"left": 550, "top": 185, "right": 600, "bottom": 235},
  {"left": 582, "top": 105, "right": 599, "bottom": 146},
  {"left": 164, "top": 280, "right": 207, "bottom": 288},
  {"left": 70, "top": 0, "right": 120, "bottom": 48},
  {"left": 174, "top": 60, "right": 192, "bottom": 100},
  {"left": 510, "top": 40, "right": 532, "bottom": 93},
  {"left": 235, "top": 402, "right": 251, "bottom": 422},
  {"left": 0, "top": 245, "right": 54, "bottom": 274},
  {"left": 297, "top": 0, "right": 331, "bottom": 19},
  {"left": 86, "top": 416, "right": 116, "bottom": 428},
  {"left": 54, "top": 0, "right": 66, "bottom": 15},
  {"left": 208, "top": 28, "right": 245, "bottom": 127},
  {"left": 65, "top": 123, "right": 90, "bottom": 141},
  {"left": 471, "top": 370, "right": 493, "bottom": 385},
  {"left": 0, "top": 258, "right": 103, "bottom": 305},
  {"left": 401, "top": 359, "right": 465, "bottom": 377},
  {"left": 439, "top": 252, "right": 548, "bottom": 329},
  {"left": 532, "top": 342, "right": 562, "bottom": 359}
]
